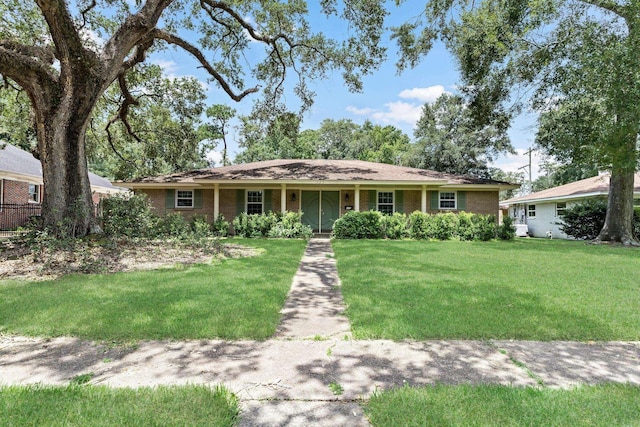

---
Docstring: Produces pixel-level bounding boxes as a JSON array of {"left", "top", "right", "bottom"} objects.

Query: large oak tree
[
  {"left": 0, "top": 0, "right": 386, "bottom": 236},
  {"left": 395, "top": 0, "right": 640, "bottom": 244}
]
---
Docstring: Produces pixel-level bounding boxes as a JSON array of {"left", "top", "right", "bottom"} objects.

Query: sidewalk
[{"left": 1, "top": 238, "right": 639, "bottom": 426}]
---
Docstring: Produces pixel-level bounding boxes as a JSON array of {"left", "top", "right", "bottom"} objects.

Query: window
[
  {"left": 28, "top": 184, "right": 40, "bottom": 203},
  {"left": 556, "top": 202, "right": 567, "bottom": 217},
  {"left": 247, "top": 190, "right": 263, "bottom": 214},
  {"left": 377, "top": 191, "right": 394, "bottom": 215},
  {"left": 175, "top": 190, "right": 194, "bottom": 208},
  {"left": 439, "top": 192, "right": 456, "bottom": 209},
  {"left": 527, "top": 204, "right": 536, "bottom": 218}
]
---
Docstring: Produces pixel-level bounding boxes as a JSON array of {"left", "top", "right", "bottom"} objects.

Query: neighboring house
[
  {"left": 0, "top": 143, "right": 121, "bottom": 231},
  {"left": 120, "top": 159, "right": 517, "bottom": 233},
  {"left": 502, "top": 173, "right": 640, "bottom": 239}
]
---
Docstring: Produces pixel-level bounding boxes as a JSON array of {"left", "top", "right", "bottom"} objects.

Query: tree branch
[
  {"left": 150, "top": 29, "right": 259, "bottom": 101},
  {"left": 0, "top": 43, "right": 58, "bottom": 90},
  {"left": 34, "top": 0, "right": 89, "bottom": 65},
  {"left": 580, "top": 0, "right": 626, "bottom": 18}
]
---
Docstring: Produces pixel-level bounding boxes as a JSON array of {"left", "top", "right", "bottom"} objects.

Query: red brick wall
[
  {"left": 2, "top": 179, "right": 42, "bottom": 204},
  {"left": 465, "top": 191, "right": 499, "bottom": 217}
]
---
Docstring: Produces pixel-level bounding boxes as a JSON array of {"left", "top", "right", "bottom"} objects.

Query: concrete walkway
[
  {"left": 1, "top": 238, "right": 639, "bottom": 426},
  {"left": 276, "top": 238, "right": 351, "bottom": 339}
]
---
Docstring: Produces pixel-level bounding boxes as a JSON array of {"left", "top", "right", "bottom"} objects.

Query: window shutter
[
  {"left": 394, "top": 190, "right": 404, "bottom": 213},
  {"left": 236, "top": 189, "right": 245, "bottom": 215},
  {"left": 194, "top": 189, "right": 203, "bottom": 209},
  {"left": 263, "top": 189, "right": 272, "bottom": 212},
  {"left": 165, "top": 189, "right": 175, "bottom": 209},
  {"left": 430, "top": 191, "right": 439, "bottom": 210},
  {"left": 368, "top": 190, "right": 376, "bottom": 210},
  {"left": 457, "top": 191, "right": 466, "bottom": 211}
]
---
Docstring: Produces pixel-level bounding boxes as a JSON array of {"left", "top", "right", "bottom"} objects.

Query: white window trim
[
  {"left": 246, "top": 190, "right": 264, "bottom": 214},
  {"left": 439, "top": 191, "right": 457, "bottom": 210},
  {"left": 555, "top": 202, "right": 567, "bottom": 217},
  {"left": 175, "top": 189, "right": 194, "bottom": 208},
  {"left": 28, "top": 183, "right": 41, "bottom": 204},
  {"left": 527, "top": 204, "right": 536, "bottom": 218},
  {"left": 377, "top": 190, "right": 394, "bottom": 214}
]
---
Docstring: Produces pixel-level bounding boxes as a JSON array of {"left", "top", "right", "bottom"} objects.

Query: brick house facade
[
  {"left": 121, "top": 159, "right": 516, "bottom": 234},
  {"left": 1, "top": 144, "right": 121, "bottom": 231}
]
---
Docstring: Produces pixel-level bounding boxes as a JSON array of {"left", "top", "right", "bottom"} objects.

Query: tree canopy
[
  {"left": 394, "top": 0, "right": 640, "bottom": 243},
  {"left": 0, "top": 0, "right": 388, "bottom": 236}
]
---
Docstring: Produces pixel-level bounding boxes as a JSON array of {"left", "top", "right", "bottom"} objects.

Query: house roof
[
  {"left": 0, "top": 143, "right": 120, "bottom": 192},
  {"left": 122, "top": 159, "right": 517, "bottom": 189},
  {"left": 502, "top": 173, "right": 640, "bottom": 205}
]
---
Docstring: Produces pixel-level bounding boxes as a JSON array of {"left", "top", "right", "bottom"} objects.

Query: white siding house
[{"left": 502, "top": 173, "right": 640, "bottom": 239}]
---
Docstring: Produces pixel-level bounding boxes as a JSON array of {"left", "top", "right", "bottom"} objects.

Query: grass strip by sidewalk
[
  {"left": 333, "top": 239, "right": 640, "bottom": 341},
  {"left": 0, "top": 384, "right": 239, "bottom": 427},
  {"left": 0, "top": 238, "right": 306, "bottom": 341},
  {"left": 365, "top": 384, "right": 640, "bottom": 427}
]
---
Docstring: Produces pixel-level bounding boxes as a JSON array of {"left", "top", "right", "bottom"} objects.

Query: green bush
[
  {"left": 157, "top": 212, "right": 191, "bottom": 238},
  {"left": 497, "top": 215, "right": 516, "bottom": 240},
  {"left": 559, "top": 199, "right": 607, "bottom": 240},
  {"left": 380, "top": 213, "right": 409, "bottom": 239},
  {"left": 432, "top": 212, "right": 459, "bottom": 240},
  {"left": 101, "top": 193, "right": 157, "bottom": 238},
  {"left": 233, "top": 211, "right": 310, "bottom": 238},
  {"left": 267, "top": 211, "right": 313, "bottom": 239},
  {"left": 473, "top": 214, "right": 497, "bottom": 241},
  {"left": 457, "top": 211, "right": 476, "bottom": 241},
  {"left": 407, "top": 211, "right": 433, "bottom": 239},
  {"left": 212, "top": 214, "right": 230, "bottom": 237},
  {"left": 332, "top": 211, "right": 383, "bottom": 239},
  {"left": 190, "top": 215, "right": 212, "bottom": 239}
]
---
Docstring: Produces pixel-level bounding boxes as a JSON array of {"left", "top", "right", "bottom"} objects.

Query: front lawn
[
  {"left": 0, "top": 384, "right": 239, "bottom": 426},
  {"left": 365, "top": 384, "right": 640, "bottom": 427},
  {"left": 0, "top": 239, "right": 306, "bottom": 341},
  {"left": 333, "top": 239, "right": 640, "bottom": 341}
]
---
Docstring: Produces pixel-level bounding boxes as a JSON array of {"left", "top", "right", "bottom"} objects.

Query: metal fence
[{"left": 0, "top": 203, "right": 42, "bottom": 232}]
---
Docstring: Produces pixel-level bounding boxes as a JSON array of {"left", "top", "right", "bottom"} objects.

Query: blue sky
[{"left": 149, "top": 2, "right": 542, "bottom": 179}]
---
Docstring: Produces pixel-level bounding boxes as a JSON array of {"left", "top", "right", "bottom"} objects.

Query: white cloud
[
  {"left": 152, "top": 59, "right": 181, "bottom": 79},
  {"left": 399, "top": 85, "right": 449, "bottom": 103},
  {"left": 345, "top": 85, "right": 452, "bottom": 131},
  {"left": 370, "top": 101, "right": 422, "bottom": 125},
  {"left": 206, "top": 150, "right": 223, "bottom": 167}
]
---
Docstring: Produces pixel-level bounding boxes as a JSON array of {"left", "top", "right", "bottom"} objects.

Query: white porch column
[
  {"left": 281, "top": 183, "right": 287, "bottom": 213},
  {"left": 354, "top": 184, "right": 360, "bottom": 212},
  {"left": 421, "top": 185, "right": 427, "bottom": 213},
  {"left": 214, "top": 184, "right": 220, "bottom": 218}
]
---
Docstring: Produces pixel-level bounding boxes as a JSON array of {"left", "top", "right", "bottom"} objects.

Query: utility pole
[{"left": 518, "top": 147, "right": 534, "bottom": 193}]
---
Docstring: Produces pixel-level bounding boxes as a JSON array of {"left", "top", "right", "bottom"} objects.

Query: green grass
[
  {"left": 0, "top": 239, "right": 306, "bottom": 341},
  {"left": 333, "top": 239, "right": 640, "bottom": 341},
  {"left": 364, "top": 384, "right": 640, "bottom": 427},
  {"left": 0, "top": 384, "right": 239, "bottom": 426}
]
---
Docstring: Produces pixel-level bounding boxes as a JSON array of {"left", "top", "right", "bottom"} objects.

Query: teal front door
[{"left": 301, "top": 191, "right": 340, "bottom": 233}]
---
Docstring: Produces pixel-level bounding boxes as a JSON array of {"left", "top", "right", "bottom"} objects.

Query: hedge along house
[
  {"left": 501, "top": 173, "right": 640, "bottom": 239},
  {"left": 120, "top": 159, "right": 517, "bottom": 233}
]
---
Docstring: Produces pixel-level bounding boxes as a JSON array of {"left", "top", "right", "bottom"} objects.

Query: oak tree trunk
[
  {"left": 595, "top": 168, "right": 638, "bottom": 245},
  {"left": 34, "top": 82, "right": 103, "bottom": 237}
]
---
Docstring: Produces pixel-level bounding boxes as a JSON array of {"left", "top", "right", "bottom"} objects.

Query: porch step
[{"left": 313, "top": 233, "right": 331, "bottom": 238}]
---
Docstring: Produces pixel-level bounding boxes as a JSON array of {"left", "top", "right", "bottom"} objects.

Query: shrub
[
  {"left": 267, "top": 211, "right": 313, "bottom": 239},
  {"left": 101, "top": 193, "right": 157, "bottom": 238},
  {"left": 431, "top": 212, "right": 459, "bottom": 240},
  {"left": 407, "top": 211, "right": 433, "bottom": 240},
  {"left": 497, "top": 215, "right": 516, "bottom": 240},
  {"left": 380, "top": 213, "right": 408, "bottom": 239},
  {"left": 559, "top": 199, "right": 607, "bottom": 240},
  {"left": 332, "top": 211, "right": 383, "bottom": 239},
  {"left": 457, "top": 211, "right": 476, "bottom": 241},
  {"left": 157, "top": 212, "right": 191, "bottom": 238},
  {"left": 212, "top": 214, "right": 230, "bottom": 237},
  {"left": 233, "top": 211, "right": 310, "bottom": 238},
  {"left": 473, "top": 214, "right": 497, "bottom": 241},
  {"left": 191, "top": 215, "right": 212, "bottom": 239}
]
